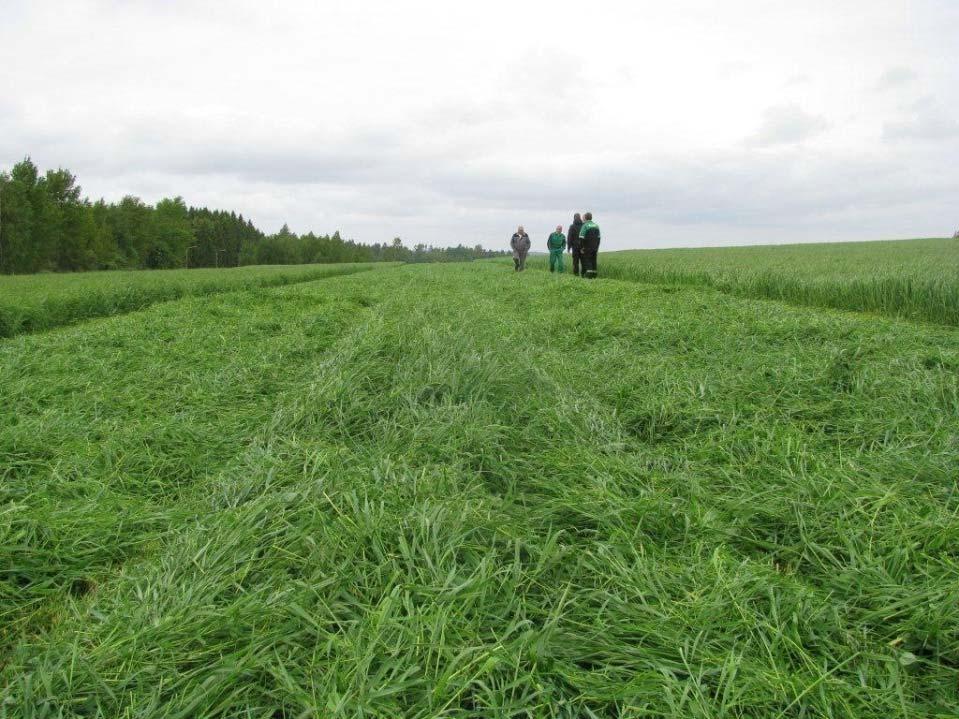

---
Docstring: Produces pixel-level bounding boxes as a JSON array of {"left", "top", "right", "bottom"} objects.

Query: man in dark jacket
[
  {"left": 578, "top": 211, "right": 601, "bottom": 279},
  {"left": 566, "top": 213, "right": 584, "bottom": 276},
  {"left": 510, "top": 226, "right": 531, "bottom": 271}
]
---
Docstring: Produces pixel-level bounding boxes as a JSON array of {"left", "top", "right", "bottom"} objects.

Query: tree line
[{"left": 0, "top": 158, "right": 506, "bottom": 274}]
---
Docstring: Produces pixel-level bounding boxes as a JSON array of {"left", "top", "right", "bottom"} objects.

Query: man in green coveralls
[
  {"left": 578, "top": 212, "right": 601, "bottom": 279},
  {"left": 547, "top": 225, "right": 566, "bottom": 273}
]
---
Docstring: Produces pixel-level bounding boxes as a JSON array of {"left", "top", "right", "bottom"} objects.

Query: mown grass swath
[
  {"left": 0, "top": 262, "right": 386, "bottom": 338},
  {"left": 594, "top": 238, "right": 959, "bottom": 325},
  {"left": 1, "top": 262, "right": 957, "bottom": 716}
]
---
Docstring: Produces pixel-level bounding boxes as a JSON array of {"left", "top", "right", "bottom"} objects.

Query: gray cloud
[
  {"left": 876, "top": 66, "right": 918, "bottom": 90},
  {"left": 8, "top": 100, "right": 956, "bottom": 249},
  {"left": 884, "top": 99, "right": 959, "bottom": 141},
  {"left": 747, "top": 105, "right": 829, "bottom": 147}
]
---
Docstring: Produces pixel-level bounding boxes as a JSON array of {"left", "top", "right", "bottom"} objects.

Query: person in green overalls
[
  {"left": 578, "top": 212, "right": 601, "bottom": 279},
  {"left": 547, "top": 225, "right": 566, "bottom": 273}
]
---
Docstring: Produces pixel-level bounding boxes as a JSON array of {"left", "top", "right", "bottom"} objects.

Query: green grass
[
  {"left": 1, "top": 262, "right": 957, "bottom": 716},
  {"left": 592, "top": 238, "right": 959, "bottom": 325},
  {"left": 0, "top": 263, "right": 388, "bottom": 338}
]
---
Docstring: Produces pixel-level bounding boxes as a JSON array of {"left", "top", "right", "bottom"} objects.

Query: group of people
[{"left": 509, "top": 212, "right": 601, "bottom": 279}]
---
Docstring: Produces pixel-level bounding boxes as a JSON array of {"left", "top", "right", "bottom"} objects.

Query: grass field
[
  {"left": 0, "top": 263, "right": 384, "bottom": 338},
  {"left": 592, "top": 238, "right": 959, "bottom": 325},
  {"left": 2, "top": 260, "right": 958, "bottom": 717}
]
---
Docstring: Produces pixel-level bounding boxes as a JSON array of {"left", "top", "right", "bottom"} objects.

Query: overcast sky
[{"left": 2, "top": 0, "right": 957, "bottom": 250}]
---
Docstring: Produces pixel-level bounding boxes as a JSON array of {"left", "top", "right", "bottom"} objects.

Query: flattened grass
[{"left": 1, "top": 263, "right": 957, "bottom": 716}]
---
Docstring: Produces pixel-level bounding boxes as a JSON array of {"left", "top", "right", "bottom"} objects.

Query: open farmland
[
  {"left": 597, "top": 238, "right": 959, "bottom": 325},
  {"left": 0, "top": 263, "right": 384, "bottom": 338},
  {"left": 1, "top": 259, "right": 958, "bottom": 717}
]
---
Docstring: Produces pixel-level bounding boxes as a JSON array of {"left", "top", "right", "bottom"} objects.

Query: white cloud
[{"left": 784, "top": 74, "right": 811, "bottom": 87}]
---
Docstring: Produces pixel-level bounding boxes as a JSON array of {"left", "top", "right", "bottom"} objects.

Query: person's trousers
[
  {"left": 513, "top": 252, "right": 528, "bottom": 271},
  {"left": 549, "top": 249, "right": 565, "bottom": 273},
  {"left": 581, "top": 243, "right": 599, "bottom": 278},
  {"left": 571, "top": 247, "right": 583, "bottom": 276}
]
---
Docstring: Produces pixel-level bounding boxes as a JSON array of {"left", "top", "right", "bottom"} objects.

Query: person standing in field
[
  {"left": 510, "top": 226, "right": 531, "bottom": 271},
  {"left": 547, "top": 225, "right": 566, "bottom": 273},
  {"left": 567, "top": 212, "right": 584, "bottom": 276},
  {"left": 579, "top": 211, "right": 601, "bottom": 279}
]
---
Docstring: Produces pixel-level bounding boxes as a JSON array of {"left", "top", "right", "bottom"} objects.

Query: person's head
[
  {"left": 584, "top": 211, "right": 593, "bottom": 221},
  {"left": 555, "top": 225, "right": 562, "bottom": 232},
  {"left": 574, "top": 212, "right": 581, "bottom": 223},
  {"left": 517, "top": 225, "right": 524, "bottom": 234}
]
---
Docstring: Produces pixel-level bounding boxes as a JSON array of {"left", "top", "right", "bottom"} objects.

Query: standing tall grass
[
  {"left": 598, "top": 238, "right": 959, "bottom": 325},
  {"left": 0, "top": 262, "right": 387, "bottom": 338}
]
